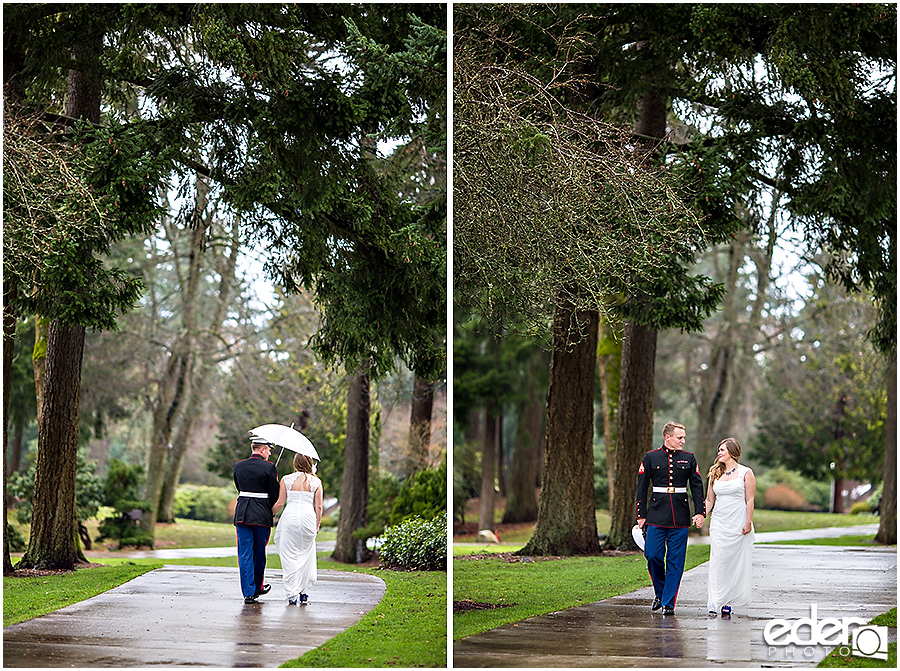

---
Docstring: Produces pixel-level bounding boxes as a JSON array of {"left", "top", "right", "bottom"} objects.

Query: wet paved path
[
  {"left": 453, "top": 544, "right": 896, "bottom": 668},
  {"left": 4, "top": 565, "right": 385, "bottom": 668}
]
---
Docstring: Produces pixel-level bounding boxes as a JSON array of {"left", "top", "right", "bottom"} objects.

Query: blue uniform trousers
[
  {"left": 645, "top": 525, "right": 689, "bottom": 608},
  {"left": 236, "top": 523, "right": 270, "bottom": 598}
]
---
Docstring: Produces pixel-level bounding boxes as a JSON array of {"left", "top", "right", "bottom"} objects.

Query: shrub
[
  {"left": 173, "top": 485, "right": 234, "bottom": 524},
  {"left": 755, "top": 467, "right": 830, "bottom": 511},
  {"left": 390, "top": 461, "right": 447, "bottom": 526},
  {"left": 379, "top": 512, "right": 447, "bottom": 571},
  {"left": 96, "top": 459, "right": 154, "bottom": 548},
  {"left": 7, "top": 524, "right": 27, "bottom": 552},
  {"left": 763, "top": 484, "right": 810, "bottom": 511},
  {"left": 9, "top": 449, "right": 103, "bottom": 525}
]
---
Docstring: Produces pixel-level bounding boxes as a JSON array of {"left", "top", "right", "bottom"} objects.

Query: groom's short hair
[{"left": 662, "top": 422, "right": 685, "bottom": 437}]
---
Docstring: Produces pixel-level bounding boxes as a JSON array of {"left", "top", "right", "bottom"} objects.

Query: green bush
[
  {"left": 390, "top": 461, "right": 447, "bottom": 526},
  {"left": 6, "top": 523, "right": 27, "bottom": 552},
  {"left": 379, "top": 512, "right": 447, "bottom": 571},
  {"left": 96, "top": 459, "right": 153, "bottom": 548},
  {"left": 173, "top": 485, "right": 234, "bottom": 524},
  {"left": 9, "top": 449, "right": 103, "bottom": 525},
  {"left": 755, "top": 467, "right": 830, "bottom": 511}
]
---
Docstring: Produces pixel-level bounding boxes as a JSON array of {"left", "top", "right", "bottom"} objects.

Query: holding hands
[{"left": 692, "top": 514, "right": 705, "bottom": 529}]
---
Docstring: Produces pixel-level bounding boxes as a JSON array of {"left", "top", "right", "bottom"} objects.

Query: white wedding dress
[
  {"left": 274, "top": 471, "right": 320, "bottom": 602},
  {"left": 707, "top": 463, "right": 754, "bottom": 613}
]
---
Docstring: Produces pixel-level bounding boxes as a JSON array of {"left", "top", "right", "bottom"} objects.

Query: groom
[
  {"left": 234, "top": 437, "right": 280, "bottom": 603},
  {"left": 635, "top": 422, "right": 705, "bottom": 615}
]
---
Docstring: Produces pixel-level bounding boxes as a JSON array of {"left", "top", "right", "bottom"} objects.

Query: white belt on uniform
[
  {"left": 652, "top": 486, "right": 687, "bottom": 494},
  {"left": 238, "top": 491, "right": 269, "bottom": 499}
]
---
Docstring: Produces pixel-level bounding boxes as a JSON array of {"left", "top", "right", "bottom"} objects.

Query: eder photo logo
[
  {"left": 764, "top": 604, "right": 888, "bottom": 661},
  {"left": 851, "top": 625, "right": 889, "bottom": 661}
]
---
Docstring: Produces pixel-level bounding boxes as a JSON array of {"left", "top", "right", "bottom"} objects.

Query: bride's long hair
[
  {"left": 293, "top": 453, "right": 315, "bottom": 474},
  {"left": 707, "top": 437, "right": 742, "bottom": 482}
]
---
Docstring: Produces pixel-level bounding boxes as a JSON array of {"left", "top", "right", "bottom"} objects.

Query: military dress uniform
[
  {"left": 234, "top": 450, "right": 279, "bottom": 602},
  {"left": 635, "top": 446, "right": 705, "bottom": 611}
]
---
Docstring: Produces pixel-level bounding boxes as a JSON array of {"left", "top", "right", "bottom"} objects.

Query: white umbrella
[{"left": 250, "top": 423, "right": 319, "bottom": 466}]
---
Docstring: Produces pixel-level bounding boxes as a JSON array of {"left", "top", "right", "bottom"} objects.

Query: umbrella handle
[{"left": 275, "top": 446, "right": 285, "bottom": 467}]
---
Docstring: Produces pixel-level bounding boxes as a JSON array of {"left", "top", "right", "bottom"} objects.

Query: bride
[
  {"left": 705, "top": 437, "right": 755, "bottom": 617},
  {"left": 273, "top": 453, "right": 323, "bottom": 605}
]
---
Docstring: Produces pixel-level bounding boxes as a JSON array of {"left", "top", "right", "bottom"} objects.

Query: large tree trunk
[
  {"left": 519, "top": 297, "right": 600, "bottom": 556},
  {"left": 605, "top": 321, "right": 657, "bottom": 550},
  {"left": 3, "top": 283, "right": 18, "bottom": 574},
  {"left": 156, "top": 385, "right": 202, "bottom": 524},
  {"left": 18, "top": 34, "right": 100, "bottom": 571},
  {"left": 142, "top": 350, "right": 190, "bottom": 531},
  {"left": 18, "top": 323, "right": 86, "bottom": 570},
  {"left": 332, "top": 366, "right": 373, "bottom": 564},
  {"left": 404, "top": 375, "right": 434, "bottom": 478},
  {"left": 478, "top": 402, "right": 498, "bottom": 532},
  {"left": 875, "top": 352, "right": 896, "bottom": 545}
]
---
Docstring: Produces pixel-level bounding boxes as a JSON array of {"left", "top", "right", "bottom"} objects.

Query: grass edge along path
[
  {"left": 817, "top": 607, "right": 897, "bottom": 668},
  {"left": 4, "top": 557, "right": 446, "bottom": 668},
  {"left": 453, "top": 544, "right": 710, "bottom": 640},
  {"left": 3, "top": 562, "right": 161, "bottom": 627},
  {"left": 281, "top": 566, "right": 447, "bottom": 668}
]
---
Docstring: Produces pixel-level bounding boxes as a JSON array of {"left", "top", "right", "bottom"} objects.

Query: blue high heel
[{"left": 721, "top": 605, "right": 732, "bottom": 616}]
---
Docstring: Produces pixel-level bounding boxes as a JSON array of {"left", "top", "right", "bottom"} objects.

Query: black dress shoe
[
  {"left": 663, "top": 605, "right": 675, "bottom": 616},
  {"left": 253, "top": 584, "right": 271, "bottom": 597},
  {"left": 244, "top": 595, "right": 258, "bottom": 604},
  {"left": 651, "top": 596, "right": 662, "bottom": 611}
]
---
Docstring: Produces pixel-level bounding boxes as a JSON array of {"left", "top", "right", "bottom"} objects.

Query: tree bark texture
[
  {"left": 519, "top": 300, "right": 600, "bottom": 556},
  {"left": 18, "top": 31, "right": 101, "bottom": 570},
  {"left": 19, "top": 323, "right": 86, "bottom": 570},
  {"left": 142, "top": 350, "right": 190, "bottom": 531},
  {"left": 404, "top": 375, "right": 434, "bottom": 478},
  {"left": 332, "top": 367, "right": 373, "bottom": 564},
  {"left": 606, "top": 320, "right": 657, "bottom": 550},
  {"left": 478, "top": 402, "right": 498, "bottom": 532},
  {"left": 875, "top": 353, "right": 896, "bottom": 545}
]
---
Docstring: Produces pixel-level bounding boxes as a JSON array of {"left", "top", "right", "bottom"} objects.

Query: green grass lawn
[
  {"left": 750, "top": 510, "right": 879, "bottom": 533},
  {"left": 5, "top": 549, "right": 445, "bottom": 668},
  {"left": 453, "top": 545, "right": 710, "bottom": 640},
  {"left": 283, "top": 568, "right": 446, "bottom": 668},
  {"left": 3, "top": 563, "right": 161, "bottom": 626},
  {"left": 817, "top": 608, "right": 897, "bottom": 668}
]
